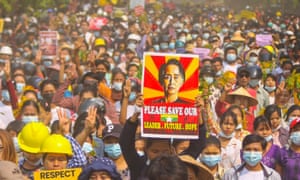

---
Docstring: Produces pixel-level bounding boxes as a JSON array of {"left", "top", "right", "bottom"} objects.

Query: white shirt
[
  {"left": 0, "top": 102, "right": 14, "bottom": 129},
  {"left": 239, "top": 167, "right": 264, "bottom": 180},
  {"left": 220, "top": 137, "right": 242, "bottom": 171}
]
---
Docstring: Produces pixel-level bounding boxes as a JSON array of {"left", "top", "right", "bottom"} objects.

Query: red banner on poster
[
  {"left": 89, "top": 17, "right": 109, "bottom": 30},
  {"left": 142, "top": 53, "right": 200, "bottom": 139}
]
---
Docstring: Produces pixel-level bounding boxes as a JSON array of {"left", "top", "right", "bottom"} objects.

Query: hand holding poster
[
  {"left": 33, "top": 168, "right": 81, "bottom": 180},
  {"left": 256, "top": 34, "right": 273, "bottom": 47},
  {"left": 142, "top": 53, "right": 199, "bottom": 139},
  {"left": 193, "top": 48, "right": 210, "bottom": 60},
  {"left": 39, "top": 31, "right": 58, "bottom": 59}
]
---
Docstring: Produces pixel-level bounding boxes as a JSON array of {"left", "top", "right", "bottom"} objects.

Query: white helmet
[
  {"left": 0, "top": 46, "right": 13, "bottom": 55},
  {"left": 128, "top": 34, "right": 141, "bottom": 42}
]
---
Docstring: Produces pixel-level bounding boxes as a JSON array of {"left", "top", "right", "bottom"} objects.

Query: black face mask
[{"left": 42, "top": 93, "right": 54, "bottom": 103}]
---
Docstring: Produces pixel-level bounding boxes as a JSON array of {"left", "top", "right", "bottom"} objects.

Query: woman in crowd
[{"left": 0, "top": 129, "right": 17, "bottom": 163}]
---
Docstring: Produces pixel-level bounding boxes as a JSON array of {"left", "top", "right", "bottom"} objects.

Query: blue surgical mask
[
  {"left": 65, "top": 55, "right": 71, "bottom": 62},
  {"left": 264, "top": 86, "right": 276, "bottom": 92},
  {"left": 242, "top": 151, "right": 262, "bottom": 166},
  {"left": 82, "top": 142, "right": 94, "bottom": 154},
  {"left": 265, "top": 135, "right": 273, "bottom": 142},
  {"left": 191, "top": 34, "right": 198, "bottom": 39},
  {"left": 128, "top": 43, "right": 137, "bottom": 50},
  {"left": 160, "top": 43, "right": 169, "bottom": 50},
  {"left": 105, "top": 73, "right": 112, "bottom": 85},
  {"left": 222, "top": 28, "right": 229, "bottom": 33},
  {"left": 249, "top": 79, "right": 259, "bottom": 88},
  {"left": 267, "top": 22, "right": 273, "bottom": 27},
  {"left": 16, "top": 83, "right": 25, "bottom": 94},
  {"left": 169, "top": 42, "right": 175, "bottom": 49},
  {"left": 204, "top": 77, "right": 214, "bottom": 85},
  {"left": 226, "top": 54, "right": 237, "bottom": 62},
  {"left": 201, "top": 154, "right": 221, "bottom": 167},
  {"left": 112, "top": 82, "right": 123, "bottom": 91},
  {"left": 290, "top": 131, "right": 300, "bottom": 145},
  {"left": 1, "top": 90, "right": 10, "bottom": 102},
  {"left": 13, "top": 137, "right": 20, "bottom": 152},
  {"left": 22, "top": 115, "right": 39, "bottom": 124},
  {"left": 113, "top": 56, "right": 120, "bottom": 63},
  {"left": 128, "top": 92, "right": 137, "bottom": 102},
  {"left": 219, "top": 131, "right": 235, "bottom": 139},
  {"left": 104, "top": 143, "right": 122, "bottom": 159},
  {"left": 249, "top": 57, "right": 258, "bottom": 63},
  {"left": 110, "top": 64, "right": 115, "bottom": 70},
  {"left": 203, "top": 33, "right": 210, "bottom": 40},
  {"left": 289, "top": 116, "right": 297, "bottom": 125},
  {"left": 153, "top": 45, "right": 160, "bottom": 52}
]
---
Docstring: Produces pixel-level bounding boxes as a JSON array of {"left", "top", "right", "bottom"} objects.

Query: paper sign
[
  {"left": 130, "top": 0, "right": 145, "bottom": 9},
  {"left": 39, "top": 31, "right": 58, "bottom": 59},
  {"left": 89, "top": 17, "right": 109, "bottom": 30},
  {"left": 193, "top": 48, "right": 210, "bottom": 60},
  {"left": 240, "top": 10, "right": 256, "bottom": 20},
  {"left": 142, "top": 53, "right": 199, "bottom": 139},
  {"left": 33, "top": 168, "right": 82, "bottom": 180},
  {"left": 256, "top": 34, "right": 273, "bottom": 47},
  {"left": 134, "top": 5, "right": 145, "bottom": 16}
]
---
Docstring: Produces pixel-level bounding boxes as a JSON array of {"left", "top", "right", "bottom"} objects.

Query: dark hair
[
  {"left": 219, "top": 110, "right": 238, "bottom": 127},
  {"left": 172, "top": 139, "right": 189, "bottom": 149},
  {"left": 145, "top": 138, "right": 171, "bottom": 149},
  {"left": 95, "top": 59, "right": 110, "bottom": 72},
  {"left": 264, "top": 104, "right": 281, "bottom": 121},
  {"left": 224, "top": 46, "right": 237, "bottom": 56},
  {"left": 227, "top": 105, "right": 244, "bottom": 121},
  {"left": 201, "top": 136, "right": 221, "bottom": 152},
  {"left": 23, "top": 90, "right": 38, "bottom": 100},
  {"left": 111, "top": 68, "right": 126, "bottom": 84},
  {"left": 21, "top": 100, "right": 40, "bottom": 114},
  {"left": 158, "top": 59, "right": 185, "bottom": 85},
  {"left": 281, "top": 60, "right": 293, "bottom": 68},
  {"left": 242, "top": 134, "right": 267, "bottom": 151},
  {"left": 73, "top": 112, "right": 99, "bottom": 139},
  {"left": 212, "top": 57, "right": 223, "bottom": 64},
  {"left": 79, "top": 85, "right": 98, "bottom": 100},
  {"left": 6, "top": 120, "right": 25, "bottom": 134},
  {"left": 146, "top": 154, "right": 188, "bottom": 180},
  {"left": 253, "top": 116, "right": 272, "bottom": 131},
  {"left": 264, "top": 73, "right": 277, "bottom": 83},
  {"left": 285, "top": 105, "right": 300, "bottom": 122},
  {"left": 39, "top": 79, "right": 58, "bottom": 92}
]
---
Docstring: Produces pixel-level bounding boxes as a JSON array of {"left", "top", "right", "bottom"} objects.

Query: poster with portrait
[
  {"left": 142, "top": 52, "right": 200, "bottom": 139},
  {"left": 39, "top": 31, "right": 58, "bottom": 59}
]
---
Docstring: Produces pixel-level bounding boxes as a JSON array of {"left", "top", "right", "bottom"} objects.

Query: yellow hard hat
[
  {"left": 18, "top": 122, "right": 50, "bottom": 153},
  {"left": 94, "top": 38, "right": 106, "bottom": 47},
  {"left": 40, "top": 134, "right": 73, "bottom": 156},
  {"left": 276, "top": 11, "right": 282, "bottom": 17},
  {"left": 264, "top": 45, "right": 275, "bottom": 54}
]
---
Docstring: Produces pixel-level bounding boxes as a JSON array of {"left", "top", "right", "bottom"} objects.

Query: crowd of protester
[{"left": 1, "top": 0, "right": 300, "bottom": 179}]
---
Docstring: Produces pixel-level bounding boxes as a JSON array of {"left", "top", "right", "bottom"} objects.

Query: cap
[
  {"left": 209, "top": 35, "right": 219, "bottom": 43},
  {"left": 102, "top": 124, "right": 123, "bottom": 139},
  {"left": 78, "top": 157, "right": 121, "bottom": 180},
  {"left": 290, "top": 118, "right": 300, "bottom": 129},
  {"left": 237, "top": 66, "right": 250, "bottom": 76},
  {"left": 0, "top": 161, "right": 23, "bottom": 180}
]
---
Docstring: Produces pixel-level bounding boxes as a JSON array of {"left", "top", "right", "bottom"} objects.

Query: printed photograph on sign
[
  {"left": 39, "top": 31, "right": 58, "bottom": 59},
  {"left": 141, "top": 52, "right": 199, "bottom": 139}
]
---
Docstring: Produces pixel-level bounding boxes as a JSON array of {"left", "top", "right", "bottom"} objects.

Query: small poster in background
[{"left": 39, "top": 31, "right": 58, "bottom": 59}]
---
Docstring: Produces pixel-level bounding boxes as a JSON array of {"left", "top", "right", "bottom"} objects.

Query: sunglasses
[{"left": 239, "top": 74, "right": 249, "bottom": 78}]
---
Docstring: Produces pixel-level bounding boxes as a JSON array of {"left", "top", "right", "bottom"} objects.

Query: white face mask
[{"left": 22, "top": 115, "right": 39, "bottom": 124}]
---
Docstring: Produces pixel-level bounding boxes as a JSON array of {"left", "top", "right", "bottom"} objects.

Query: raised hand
[
  {"left": 84, "top": 106, "right": 97, "bottom": 133},
  {"left": 57, "top": 108, "right": 71, "bottom": 135},
  {"left": 123, "top": 79, "right": 131, "bottom": 98}
]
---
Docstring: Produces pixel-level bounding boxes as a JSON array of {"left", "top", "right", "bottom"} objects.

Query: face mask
[
  {"left": 191, "top": 34, "right": 198, "bottom": 39},
  {"left": 112, "top": 82, "right": 123, "bottom": 91},
  {"left": 160, "top": 43, "right": 169, "bottom": 50},
  {"left": 264, "top": 86, "right": 276, "bottom": 92},
  {"left": 203, "top": 33, "right": 210, "bottom": 40},
  {"left": 290, "top": 132, "right": 300, "bottom": 145},
  {"left": 110, "top": 64, "right": 115, "bottom": 70},
  {"left": 153, "top": 45, "right": 160, "bottom": 52},
  {"left": 204, "top": 77, "right": 214, "bottom": 85},
  {"left": 22, "top": 115, "right": 39, "bottom": 124},
  {"left": 249, "top": 57, "right": 258, "bottom": 63},
  {"left": 65, "top": 55, "right": 71, "bottom": 62},
  {"left": 265, "top": 135, "right": 273, "bottom": 142},
  {"left": 219, "top": 131, "right": 235, "bottom": 139},
  {"left": 249, "top": 79, "right": 259, "bottom": 88},
  {"left": 16, "top": 83, "right": 25, "bottom": 94},
  {"left": 128, "top": 43, "right": 137, "bottom": 50},
  {"left": 222, "top": 28, "right": 228, "bottom": 33},
  {"left": 236, "top": 124, "right": 242, "bottom": 130},
  {"left": 169, "top": 42, "right": 175, "bottom": 49},
  {"left": 105, "top": 73, "right": 111, "bottom": 84},
  {"left": 179, "top": 37, "right": 186, "bottom": 43},
  {"left": 82, "top": 142, "right": 94, "bottom": 154},
  {"left": 113, "top": 56, "right": 120, "bottom": 63},
  {"left": 201, "top": 154, "right": 221, "bottom": 167},
  {"left": 137, "top": 151, "right": 145, "bottom": 156},
  {"left": 283, "top": 70, "right": 291, "bottom": 76},
  {"left": 128, "top": 92, "right": 137, "bottom": 102},
  {"left": 267, "top": 22, "right": 273, "bottom": 27},
  {"left": 13, "top": 137, "right": 20, "bottom": 152},
  {"left": 289, "top": 116, "right": 298, "bottom": 125},
  {"left": 242, "top": 151, "right": 262, "bottom": 166},
  {"left": 289, "top": 44, "right": 295, "bottom": 49},
  {"left": 104, "top": 143, "right": 122, "bottom": 159},
  {"left": 215, "top": 70, "right": 222, "bottom": 76},
  {"left": 24, "top": 157, "right": 42, "bottom": 167},
  {"left": 226, "top": 53, "right": 237, "bottom": 62},
  {"left": 42, "top": 93, "right": 54, "bottom": 103}
]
